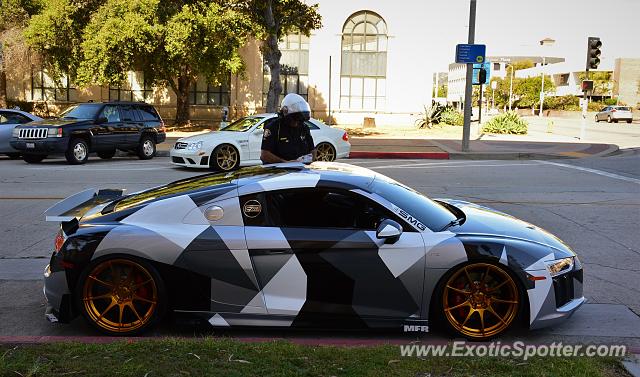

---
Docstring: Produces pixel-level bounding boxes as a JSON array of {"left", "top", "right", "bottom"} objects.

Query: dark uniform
[{"left": 261, "top": 118, "right": 315, "bottom": 161}]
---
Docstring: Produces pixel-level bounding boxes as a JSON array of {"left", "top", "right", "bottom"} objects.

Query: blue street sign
[
  {"left": 455, "top": 44, "right": 486, "bottom": 64},
  {"left": 472, "top": 62, "right": 491, "bottom": 85}
]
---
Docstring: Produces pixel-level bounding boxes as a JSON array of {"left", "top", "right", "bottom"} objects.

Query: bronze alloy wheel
[
  {"left": 214, "top": 144, "right": 238, "bottom": 171},
  {"left": 82, "top": 258, "right": 159, "bottom": 334},
  {"left": 316, "top": 142, "right": 336, "bottom": 162},
  {"left": 442, "top": 262, "right": 519, "bottom": 339}
]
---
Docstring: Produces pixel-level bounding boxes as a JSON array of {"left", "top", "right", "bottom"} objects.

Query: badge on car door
[{"left": 243, "top": 200, "right": 262, "bottom": 218}]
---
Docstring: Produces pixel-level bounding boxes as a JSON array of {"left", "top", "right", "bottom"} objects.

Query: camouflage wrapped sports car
[{"left": 43, "top": 162, "right": 584, "bottom": 339}]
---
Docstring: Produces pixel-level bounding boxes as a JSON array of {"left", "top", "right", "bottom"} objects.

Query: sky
[{"left": 427, "top": 0, "right": 640, "bottom": 71}]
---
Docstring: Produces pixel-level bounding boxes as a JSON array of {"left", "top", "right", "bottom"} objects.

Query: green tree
[
  {"left": 243, "top": 0, "right": 321, "bottom": 113},
  {"left": 514, "top": 75, "right": 555, "bottom": 108},
  {"left": 0, "top": 0, "right": 42, "bottom": 107},
  {"left": 25, "top": 0, "right": 251, "bottom": 125},
  {"left": 577, "top": 71, "right": 612, "bottom": 95}
]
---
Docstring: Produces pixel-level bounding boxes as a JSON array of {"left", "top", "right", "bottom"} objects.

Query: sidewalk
[{"left": 158, "top": 127, "right": 619, "bottom": 160}]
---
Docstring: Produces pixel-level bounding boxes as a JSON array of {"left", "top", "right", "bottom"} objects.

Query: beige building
[
  {"left": 5, "top": 2, "right": 444, "bottom": 127},
  {"left": 613, "top": 58, "right": 640, "bottom": 107}
]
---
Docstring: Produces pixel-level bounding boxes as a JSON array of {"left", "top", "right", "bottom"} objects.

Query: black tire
[
  {"left": 65, "top": 138, "right": 89, "bottom": 165},
  {"left": 594, "top": 115, "right": 599, "bottom": 122},
  {"left": 434, "top": 261, "right": 525, "bottom": 341},
  {"left": 607, "top": 115, "right": 612, "bottom": 123},
  {"left": 316, "top": 142, "right": 337, "bottom": 162},
  {"left": 210, "top": 144, "right": 239, "bottom": 171},
  {"left": 23, "top": 154, "right": 46, "bottom": 164},
  {"left": 627, "top": 120, "right": 633, "bottom": 124},
  {"left": 138, "top": 135, "right": 156, "bottom": 160},
  {"left": 97, "top": 150, "right": 116, "bottom": 159},
  {"left": 6, "top": 153, "right": 21, "bottom": 160},
  {"left": 75, "top": 255, "right": 166, "bottom": 336}
]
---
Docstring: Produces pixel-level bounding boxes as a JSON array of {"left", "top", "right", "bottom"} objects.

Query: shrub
[
  {"left": 482, "top": 111, "right": 528, "bottom": 135},
  {"left": 543, "top": 95, "right": 579, "bottom": 110},
  {"left": 440, "top": 107, "right": 464, "bottom": 126}
]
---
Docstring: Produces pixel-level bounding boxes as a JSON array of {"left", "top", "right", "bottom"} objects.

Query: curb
[{"left": 348, "top": 151, "right": 450, "bottom": 159}]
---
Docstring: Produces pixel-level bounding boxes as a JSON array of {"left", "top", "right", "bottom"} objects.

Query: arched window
[{"left": 340, "top": 11, "right": 387, "bottom": 110}]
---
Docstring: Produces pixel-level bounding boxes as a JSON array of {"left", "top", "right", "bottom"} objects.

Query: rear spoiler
[{"left": 44, "top": 188, "right": 126, "bottom": 222}]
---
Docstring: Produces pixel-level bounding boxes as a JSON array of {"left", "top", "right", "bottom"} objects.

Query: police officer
[{"left": 261, "top": 93, "right": 316, "bottom": 164}]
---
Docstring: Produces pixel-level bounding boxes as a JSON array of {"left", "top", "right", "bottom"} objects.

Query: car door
[
  {"left": 95, "top": 105, "right": 123, "bottom": 150},
  {"left": 241, "top": 187, "right": 426, "bottom": 328},
  {"left": 119, "top": 105, "right": 143, "bottom": 148},
  {"left": 248, "top": 118, "right": 277, "bottom": 161}
]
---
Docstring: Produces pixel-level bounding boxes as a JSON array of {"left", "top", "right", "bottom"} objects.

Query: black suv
[{"left": 10, "top": 102, "right": 166, "bottom": 164}]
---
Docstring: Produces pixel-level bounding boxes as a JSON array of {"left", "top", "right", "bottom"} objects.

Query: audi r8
[
  {"left": 43, "top": 162, "right": 584, "bottom": 340},
  {"left": 169, "top": 114, "right": 350, "bottom": 171}
]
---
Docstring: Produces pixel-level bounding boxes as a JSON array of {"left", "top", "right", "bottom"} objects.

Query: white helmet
[{"left": 280, "top": 93, "right": 311, "bottom": 121}]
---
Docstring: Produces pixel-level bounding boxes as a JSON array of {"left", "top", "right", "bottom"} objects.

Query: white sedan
[{"left": 170, "top": 114, "right": 351, "bottom": 170}]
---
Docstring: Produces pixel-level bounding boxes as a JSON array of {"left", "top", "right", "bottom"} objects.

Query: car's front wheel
[
  {"left": 607, "top": 115, "right": 613, "bottom": 123},
  {"left": 23, "top": 154, "right": 46, "bottom": 164},
  {"left": 138, "top": 135, "right": 156, "bottom": 160},
  {"left": 439, "top": 262, "right": 521, "bottom": 340},
  {"left": 316, "top": 142, "right": 336, "bottom": 161},
  {"left": 594, "top": 115, "right": 599, "bottom": 122},
  {"left": 77, "top": 257, "right": 165, "bottom": 336},
  {"left": 210, "top": 144, "right": 239, "bottom": 171},
  {"left": 65, "top": 138, "right": 89, "bottom": 165}
]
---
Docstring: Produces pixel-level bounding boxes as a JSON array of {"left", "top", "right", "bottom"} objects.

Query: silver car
[
  {"left": 595, "top": 106, "right": 633, "bottom": 123},
  {"left": 0, "top": 109, "right": 43, "bottom": 158}
]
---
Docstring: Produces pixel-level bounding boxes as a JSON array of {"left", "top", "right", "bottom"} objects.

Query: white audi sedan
[{"left": 170, "top": 114, "right": 351, "bottom": 170}]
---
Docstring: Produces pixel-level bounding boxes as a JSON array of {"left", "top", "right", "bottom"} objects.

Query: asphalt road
[{"left": 0, "top": 153, "right": 638, "bottom": 345}]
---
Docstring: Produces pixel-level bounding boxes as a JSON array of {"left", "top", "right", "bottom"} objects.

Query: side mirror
[
  {"left": 376, "top": 219, "right": 403, "bottom": 244},
  {"left": 96, "top": 116, "right": 108, "bottom": 124}
]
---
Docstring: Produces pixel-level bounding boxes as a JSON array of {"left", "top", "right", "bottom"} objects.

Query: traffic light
[
  {"left": 587, "top": 37, "right": 602, "bottom": 70},
  {"left": 581, "top": 80, "right": 594, "bottom": 92},
  {"left": 478, "top": 68, "right": 487, "bottom": 84}
]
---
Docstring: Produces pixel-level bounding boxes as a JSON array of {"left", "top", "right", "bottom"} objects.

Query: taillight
[
  {"left": 611, "top": 109, "right": 617, "bottom": 112},
  {"left": 342, "top": 132, "right": 349, "bottom": 142},
  {"left": 54, "top": 230, "right": 66, "bottom": 252}
]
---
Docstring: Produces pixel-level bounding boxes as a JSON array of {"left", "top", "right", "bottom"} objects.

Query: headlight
[
  {"left": 48, "top": 128, "right": 63, "bottom": 138},
  {"left": 544, "top": 257, "right": 574, "bottom": 277},
  {"left": 12, "top": 128, "right": 20, "bottom": 137},
  {"left": 187, "top": 141, "right": 203, "bottom": 150}
]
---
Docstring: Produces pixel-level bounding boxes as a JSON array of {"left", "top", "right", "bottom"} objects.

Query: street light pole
[
  {"left": 538, "top": 56, "right": 546, "bottom": 117},
  {"left": 508, "top": 64, "right": 514, "bottom": 111},
  {"left": 461, "top": 0, "right": 477, "bottom": 152}
]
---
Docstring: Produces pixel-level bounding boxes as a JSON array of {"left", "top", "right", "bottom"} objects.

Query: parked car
[
  {"left": 0, "top": 109, "right": 43, "bottom": 159},
  {"left": 43, "top": 162, "right": 584, "bottom": 339},
  {"left": 595, "top": 106, "right": 633, "bottom": 123},
  {"left": 10, "top": 102, "right": 166, "bottom": 164},
  {"left": 170, "top": 114, "right": 350, "bottom": 170}
]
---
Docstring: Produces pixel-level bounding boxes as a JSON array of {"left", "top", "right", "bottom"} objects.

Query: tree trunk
[
  {"left": 0, "top": 45, "right": 7, "bottom": 108},
  {"left": 263, "top": 0, "right": 282, "bottom": 113},
  {"left": 174, "top": 74, "right": 191, "bottom": 126}
]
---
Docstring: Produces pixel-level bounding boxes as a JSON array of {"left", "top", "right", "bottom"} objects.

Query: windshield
[
  {"left": 59, "top": 104, "right": 103, "bottom": 119},
  {"left": 371, "top": 176, "right": 457, "bottom": 232},
  {"left": 222, "top": 117, "right": 263, "bottom": 132}
]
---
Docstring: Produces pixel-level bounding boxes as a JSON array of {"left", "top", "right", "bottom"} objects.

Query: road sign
[
  {"left": 472, "top": 62, "right": 491, "bottom": 85},
  {"left": 456, "top": 44, "right": 486, "bottom": 64}
]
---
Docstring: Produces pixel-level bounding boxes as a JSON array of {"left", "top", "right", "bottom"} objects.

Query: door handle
[{"left": 265, "top": 249, "right": 292, "bottom": 255}]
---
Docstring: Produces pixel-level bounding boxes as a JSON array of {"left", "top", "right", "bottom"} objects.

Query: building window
[
  {"left": 109, "top": 72, "right": 153, "bottom": 102},
  {"left": 31, "top": 69, "right": 76, "bottom": 102},
  {"left": 493, "top": 63, "right": 501, "bottom": 71},
  {"left": 263, "top": 33, "right": 310, "bottom": 105},
  {"left": 190, "top": 75, "right": 231, "bottom": 106},
  {"left": 340, "top": 11, "right": 387, "bottom": 110}
]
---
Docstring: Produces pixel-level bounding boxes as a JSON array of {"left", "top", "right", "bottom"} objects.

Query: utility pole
[
  {"left": 538, "top": 56, "right": 546, "bottom": 117},
  {"left": 478, "top": 84, "right": 483, "bottom": 124},
  {"left": 461, "top": 0, "right": 477, "bottom": 152},
  {"left": 328, "top": 55, "right": 332, "bottom": 125},
  {"left": 508, "top": 64, "right": 514, "bottom": 111}
]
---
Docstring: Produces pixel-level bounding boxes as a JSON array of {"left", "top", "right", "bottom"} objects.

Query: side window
[
  {"left": 138, "top": 106, "right": 159, "bottom": 121},
  {"left": 241, "top": 188, "right": 400, "bottom": 230},
  {"left": 304, "top": 120, "right": 319, "bottom": 130},
  {"left": 120, "top": 106, "right": 138, "bottom": 121},
  {"left": 0, "top": 112, "right": 30, "bottom": 124},
  {"left": 100, "top": 105, "right": 121, "bottom": 122}
]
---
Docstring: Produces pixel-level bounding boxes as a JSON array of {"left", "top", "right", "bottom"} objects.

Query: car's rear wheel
[
  {"left": 65, "top": 138, "right": 89, "bottom": 165},
  {"left": 316, "top": 142, "right": 336, "bottom": 162},
  {"left": 97, "top": 149, "right": 116, "bottom": 159},
  {"left": 78, "top": 257, "right": 165, "bottom": 335},
  {"left": 210, "top": 144, "right": 239, "bottom": 171},
  {"left": 594, "top": 115, "right": 599, "bottom": 122},
  {"left": 607, "top": 115, "right": 612, "bottom": 123},
  {"left": 138, "top": 135, "right": 156, "bottom": 160},
  {"left": 6, "top": 153, "right": 20, "bottom": 159},
  {"left": 627, "top": 120, "right": 632, "bottom": 124},
  {"left": 439, "top": 262, "right": 520, "bottom": 340},
  {"left": 23, "top": 154, "right": 46, "bottom": 164}
]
